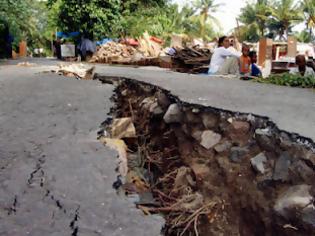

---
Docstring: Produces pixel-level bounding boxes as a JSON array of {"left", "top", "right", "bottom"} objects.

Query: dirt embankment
[{"left": 98, "top": 76, "right": 315, "bottom": 236}]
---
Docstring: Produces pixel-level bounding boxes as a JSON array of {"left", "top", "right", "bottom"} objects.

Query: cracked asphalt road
[{"left": 0, "top": 63, "right": 163, "bottom": 236}]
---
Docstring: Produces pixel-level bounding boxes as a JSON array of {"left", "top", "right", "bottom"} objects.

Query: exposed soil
[{"left": 98, "top": 76, "right": 315, "bottom": 236}]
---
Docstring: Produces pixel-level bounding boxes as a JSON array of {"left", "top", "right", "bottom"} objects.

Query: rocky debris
[
  {"left": 227, "top": 121, "right": 251, "bottom": 145},
  {"left": 200, "top": 130, "right": 222, "bottom": 150},
  {"left": 184, "top": 109, "right": 202, "bottom": 124},
  {"left": 229, "top": 147, "right": 249, "bottom": 163},
  {"left": 89, "top": 42, "right": 139, "bottom": 64},
  {"left": 302, "top": 151, "right": 315, "bottom": 167},
  {"left": 273, "top": 152, "right": 293, "bottom": 182},
  {"left": 111, "top": 118, "right": 136, "bottom": 139},
  {"left": 156, "top": 92, "right": 171, "bottom": 109},
  {"left": 214, "top": 141, "right": 232, "bottom": 153},
  {"left": 103, "top": 78, "right": 315, "bottom": 236},
  {"left": 194, "top": 144, "right": 215, "bottom": 159},
  {"left": 231, "top": 121, "right": 250, "bottom": 133},
  {"left": 201, "top": 113, "right": 219, "bottom": 129},
  {"left": 149, "top": 102, "right": 164, "bottom": 115},
  {"left": 255, "top": 128, "right": 276, "bottom": 151},
  {"left": 289, "top": 160, "right": 315, "bottom": 184},
  {"left": 191, "top": 127, "right": 203, "bottom": 142},
  {"left": 274, "top": 185, "right": 314, "bottom": 226},
  {"left": 178, "top": 140, "right": 194, "bottom": 157},
  {"left": 302, "top": 206, "right": 315, "bottom": 227},
  {"left": 163, "top": 104, "right": 183, "bottom": 123},
  {"left": 251, "top": 153, "right": 268, "bottom": 174},
  {"left": 190, "top": 161, "right": 211, "bottom": 182}
]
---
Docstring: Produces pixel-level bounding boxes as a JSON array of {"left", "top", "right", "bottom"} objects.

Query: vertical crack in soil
[{"left": 98, "top": 76, "right": 315, "bottom": 236}]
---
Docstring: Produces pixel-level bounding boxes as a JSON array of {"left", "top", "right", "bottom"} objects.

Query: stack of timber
[{"left": 172, "top": 46, "right": 212, "bottom": 74}]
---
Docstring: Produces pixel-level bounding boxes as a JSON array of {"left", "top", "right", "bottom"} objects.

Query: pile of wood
[
  {"left": 89, "top": 42, "right": 141, "bottom": 64},
  {"left": 171, "top": 46, "right": 212, "bottom": 74}
]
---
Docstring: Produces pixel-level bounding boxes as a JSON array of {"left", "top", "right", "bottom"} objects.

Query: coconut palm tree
[
  {"left": 268, "top": 0, "right": 304, "bottom": 40},
  {"left": 192, "top": 0, "right": 221, "bottom": 40},
  {"left": 301, "top": 0, "right": 315, "bottom": 37},
  {"left": 239, "top": 0, "right": 272, "bottom": 38}
]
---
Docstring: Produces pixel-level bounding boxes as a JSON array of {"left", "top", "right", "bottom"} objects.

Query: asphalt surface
[{"left": 0, "top": 62, "right": 163, "bottom": 236}]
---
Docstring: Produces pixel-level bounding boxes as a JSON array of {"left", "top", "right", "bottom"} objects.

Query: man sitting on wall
[{"left": 290, "top": 55, "right": 315, "bottom": 77}]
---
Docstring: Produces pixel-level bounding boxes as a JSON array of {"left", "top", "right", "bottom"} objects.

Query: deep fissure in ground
[{"left": 98, "top": 76, "right": 315, "bottom": 236}]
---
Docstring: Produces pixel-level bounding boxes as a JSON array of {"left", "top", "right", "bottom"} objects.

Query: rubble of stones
[{"left": 99, "top": 77, "right": 315, "bottom": 236}]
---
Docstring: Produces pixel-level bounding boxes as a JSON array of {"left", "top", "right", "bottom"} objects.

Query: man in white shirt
[
  {"left": 208, "top": 36, "right": 242, "bottom": 75},
  {"left": 290, "top": 55, "right": 315, "bottom": 77}
]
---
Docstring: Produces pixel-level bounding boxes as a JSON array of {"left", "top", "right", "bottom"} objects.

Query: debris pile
[
  {"left": 99, "top": 77, "right": 315, "bottom": 236},
  {"left": 90, "top": 33, "right": 163, "bottom": 66},
  {"left": 89, "top": 42, "right": 139, "bottom": 64},
  {"left": 172, "top": 46, "right": 212, "bottom": 74}
]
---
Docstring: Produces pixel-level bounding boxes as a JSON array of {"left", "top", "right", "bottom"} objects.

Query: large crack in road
[
  {"left": 0, "top": 62, "right": 314, "bottom": 236},
  {"left": 98, "top": 75, "right": 315, "bottom": 236}
]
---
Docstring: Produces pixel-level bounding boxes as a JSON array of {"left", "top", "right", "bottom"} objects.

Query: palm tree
[
  {"left": 301, "top": 0, "right": 315, "bottom": 36},
  {"left": 192, "top": 0, "right": 221, "bottom": 40},
  {"left": 239, "top": 0, "right": 272, "bottom": 37},
  {"left": 269, "top": 0, "right": 304, "bottom": 40}
]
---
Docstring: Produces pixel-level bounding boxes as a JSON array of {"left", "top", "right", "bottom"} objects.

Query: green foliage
[
  {"left": 0, "top": 0, "right": 56, "bottom": 54},
  {"left": 255, "top": 73, "right": 315, "bottom": 88},
  {"left": 302, "top": 0, "right": 315, "bottom": 29},
  {"left": 116, "top": 2, "right": 217, "bottom": 41},
  {"left": 239, "top": 0, "right": 305, "bottom": 41},
  {"left": 191, "top": 0, "right": 221, "bottom": 40},
  {"left": 116, "top": 4, "right": 176, "bottom": 38},
  {"left": 239, "top": 0, "right": 272, "bottom": 41},
  {"left": 294, "top": 29, "right": 314, "bottom": 43},
  {"left": 268, "top": 0, "right": 304, "bottom": 39},
  {"left": 48, "top": 0, "right": 121, "bottom": 39},
  {"left": 44, "top": 0, "right": 221, "bottom": 43}
]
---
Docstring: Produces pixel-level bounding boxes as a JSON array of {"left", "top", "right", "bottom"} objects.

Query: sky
[{"left": 172, "top": 0, "right": 304, "bottom": 34}]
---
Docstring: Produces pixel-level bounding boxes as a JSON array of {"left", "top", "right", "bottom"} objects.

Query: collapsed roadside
[{"left": 97, "top": 76, "right": 315, "bottom": 236}]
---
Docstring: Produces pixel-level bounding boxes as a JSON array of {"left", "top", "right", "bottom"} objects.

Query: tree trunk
[
  {"left": 260, "top": 27, "right": 264, "bottom": 37},
  {"left": 200, "top": 11, "right": 208, "bottom": 40},
  {"left": 285, "top": 25, "right": 289, "bottom": 40}
]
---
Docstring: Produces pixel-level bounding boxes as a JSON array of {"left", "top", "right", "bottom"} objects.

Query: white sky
[{"left": 172, "top": 0, "right": 304, "bottom": 33}]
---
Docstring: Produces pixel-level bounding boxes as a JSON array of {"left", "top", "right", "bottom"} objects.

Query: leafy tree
[
  {"left": 48, "top": 0, "right": 121, "bottom": 39},
  {"left": 268, "top": 0, "right": 304, "bottom": 40},
  {"left": 302, "top": 0, "right": 315, "bottom": 29},
  {"left": 239, "top": 0, "right": 272, "bottom": 41},
  {"left": 0, "top": 0, "right": 53, "bottom": 53},
  {"left": 192, "top": 0, "right": 221, "bottom": 40}
]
